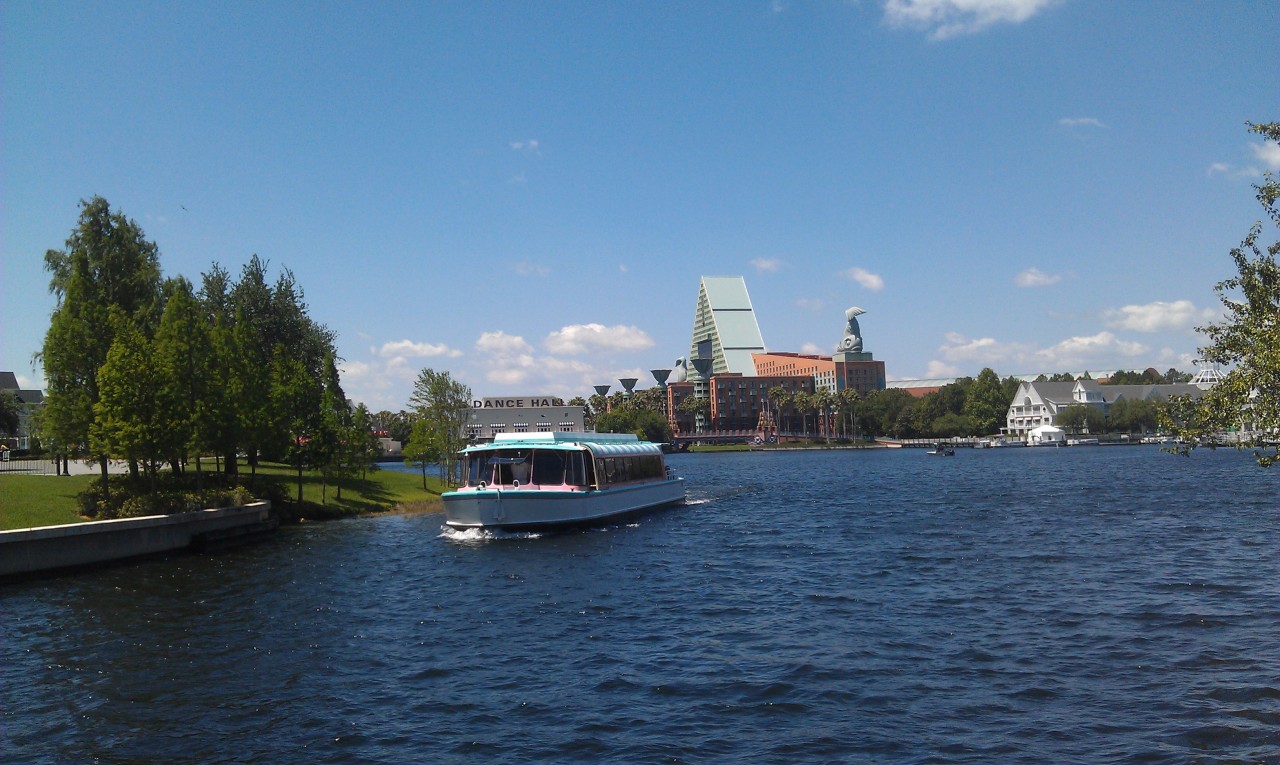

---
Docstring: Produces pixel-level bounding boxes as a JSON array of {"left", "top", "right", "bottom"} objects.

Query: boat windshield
[{"left": 465, "top": 448, "right": 593, "bottom": 488}]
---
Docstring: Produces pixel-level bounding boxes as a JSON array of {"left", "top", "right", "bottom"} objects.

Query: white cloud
[
  {"left": 841, "top": 267, "right": 885, "bottom": 292},
  {"left": 1208, "top": 134, "right": 1280, "bottom": 179},
  {"left": 475, "top": 331, "right": 534, "bottom": 355},
  {"left": 618, "top": 264, "right": 629, "bottom": 273},
  {"left": 925, "top": 359, "right": 960, "bottom": 377},
  {"left": 509, "top": 139, "right": 540, "bottom": 153},
  {"left": 883, "top": 0, "right": 1058, "bottom": 40},
  {"left": 796, "top": 297, "right": 828, "bottom": 313},
  {"left": 800, "top": 342, "right": 823, "bottom": 354},
  {"left": 1014, "top": 267, "right": 1061, "bottom": 288},
  {"left": 1103, "top": 300, "right": 1214, "bottom": 333},
  {"left": 1035, "top": 331, "right": 1147, "bottom": 369},
  {"left": 1250, "top": 138, "right": 1280, "bottom": 171},
  {"left": 938, "top": 331, "right": 1030, "bottom": 365},
  {"left": 751, "top": 257, "right": 782, "bottom": 273},
  {"left": 376, "top": 339, "right": 463, "bottom": 358},
  {"left": 544, "top": 323, "right": 655, "bottom": 355},
  {"left": 1059, "top": 117, "right": 1105, "bottom": 129}
]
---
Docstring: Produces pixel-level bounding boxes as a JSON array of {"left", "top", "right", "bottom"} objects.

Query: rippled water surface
[{"left": 4, "top": 446, "right": 1278, "bottom": 763}]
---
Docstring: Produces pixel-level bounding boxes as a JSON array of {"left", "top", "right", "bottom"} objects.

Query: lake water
[{"left": 3, "top": 446, "right": 1277, "bottom": 763}]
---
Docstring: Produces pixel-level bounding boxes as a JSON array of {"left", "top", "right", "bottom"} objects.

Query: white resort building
[{"left": 1004, "top": 379, "right": 1205, "bottom": 438}]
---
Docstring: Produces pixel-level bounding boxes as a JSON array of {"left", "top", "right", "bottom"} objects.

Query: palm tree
[{"left": 768, "top": 387, "right": 791, "bottom": 436}]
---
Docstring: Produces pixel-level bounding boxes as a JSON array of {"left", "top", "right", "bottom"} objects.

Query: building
[
  {"left": 665, "top": 285, "right": 887, "bottom": 438},
  {"left": 464, "top": 396, "right": 586, "bottom": 443},
  {"left": 0, "top": 372, "right": 44, "bottom": 451},
  {"left": 753, "top": 352, "right": 886, "bottom": 397},
  {"left": 1004, "top": 378, "right": 1204, "bottom": 437},
  {"left": 683, "top": 276, "right": 767, "bottom": 391}
]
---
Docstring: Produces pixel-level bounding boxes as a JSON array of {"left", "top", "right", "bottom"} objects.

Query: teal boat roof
[{"left": 459, "top": 431, "right": 664, "bottom": 457}]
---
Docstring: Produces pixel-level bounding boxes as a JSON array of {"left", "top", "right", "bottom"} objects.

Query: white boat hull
[{"left": 442, "top": 478, "right": 686, "bottom": 531}]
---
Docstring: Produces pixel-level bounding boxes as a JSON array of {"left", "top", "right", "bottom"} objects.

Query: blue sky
[{"left": 4, "top": 1, "right": 1277, "bottom": 411}]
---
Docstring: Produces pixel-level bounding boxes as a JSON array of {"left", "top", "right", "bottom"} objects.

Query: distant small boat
[{"left": 926, "top": 443, "right": 955, "bottom": 456}]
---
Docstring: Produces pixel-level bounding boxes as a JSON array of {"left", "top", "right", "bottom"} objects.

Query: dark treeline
[{"left": 39, "top": 197, "right": 379, "bottom": 511}]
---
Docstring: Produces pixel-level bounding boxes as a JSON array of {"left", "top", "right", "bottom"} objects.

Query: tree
[
  {"left": 963, "top": 368, "right": 1009, "bottom": 435},
  {"left": 313, "top": 354, "right": 350, "bottom": 504},
  {"left": 271, "top": 349, "right": 322, "bottom": 502},
  {"left": 767, "top": 387, "right": 792, "bottom": 434},
  {"left": 595, "top": 406, "right": 673, "bottom": 444},
  {"left": 403, "top": 417, "right": 442, "bottom": 490},
  {"left": 1055, "top": 404, "right": 1104, "bottom": 434},
  {"left": 40, "top": 197, "right": 163, "bottom": 490},
  {"left": 677, "top": 395, "right": 710, "bottom": 434},
  {"left": 154, "top": 277, "right": 214, "bottom": 481},
  {"left": 346, "top": 404, "right": 381, "bottom": 481},
  {"left": 1164, "top": 122, "right": 1280, "bottom": 466},
  {"left": 931, "top": 412, "right": 977, "bottom": 438},
  {"left": 0, "top": 390, "right": 20, "bottom": 437},
  {"left": 1108, "top": 398, "right": 1158, "bottom": 435},
  {"left": 90, "top": 313, "right": 168, "bottom": 495},
  {"left": 409, "top": 369, "right": 472, "bottom": 485}
]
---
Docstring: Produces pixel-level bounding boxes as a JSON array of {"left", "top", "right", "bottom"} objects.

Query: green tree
[
  {"left": 40, "top": 197, "right": 163, "bottom": 490},
  {"left": 1055, "top": 404, "right": 1105, "bottom": 434},
  {"left": 347, "top": 404, "right": 381, "bottom": 481},
  {"left": 271, "top": 349, "right": 322, "bottom": 502},
  {"left": 314, "top": 354, "right": 350, "bottom": 504},
  {"left": 1108, "top": 398, "right": 1158, "bottom": 435},
  {"left": 403, "top": 417, "right": 441, "bottom": 490},
  {"left": 90, "top": 313, "right": 167, "bottom": 495},
  {"left": 1165, "top": 122, "right": 1280, "bottom": 465},
  {"left": 595, "top": 406, "right": 673, "bottom": 444},
  {"left": 963, "top": 368, "right": 1010, "bottom": 435},
  {"left": 767, "top": 387, "right": 791, "bottom": 434},
  {"left": 0, "top": 390, "right": 20, "bottom": 437},
  {"left": 677, "top": 395, "right": 710, "bottom": 434},
  {"left": 931, "top": 412, "right": 977, "bottom": 438},
  {"left": 409, "top": 369, "right": 472, "bottom": 485},
  {"left": 154, "top": 277, "right": 214, "bottom": 481}
]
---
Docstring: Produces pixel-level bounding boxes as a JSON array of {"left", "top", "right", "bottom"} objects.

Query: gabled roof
[
  {"left": 1020, "top": 380, "right": 1204, "bottom": 406},
  {"left": 1021, "top": 381, "right": 1077, "bottom": 404},
  {"left": 0, "top": 372, "right": 19, "bottom": 390},
  {"left": 1098, "top": 383, "right": 1204, "bottom": 403}
]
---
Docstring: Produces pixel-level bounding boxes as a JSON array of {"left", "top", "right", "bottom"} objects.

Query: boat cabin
[{"left": 459, "top": 432, "right": 669, "bottom": 492}]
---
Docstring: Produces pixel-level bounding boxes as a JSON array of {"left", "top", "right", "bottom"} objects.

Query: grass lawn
[
  {"left": 253, "top": 462, "right": 446, "bottom": 520},
  {"left": 0, "top": 475, "right": 98, "bottom": 530},
  {"left": 0, "top": 463, "right": 447, "bottom": 530}
]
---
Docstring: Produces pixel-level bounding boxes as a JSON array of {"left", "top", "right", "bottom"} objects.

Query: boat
[
  {"left": 926, "top": 443, "right": 955, "bottom": 456},
  {"left": 441, "top": 432, "right": 686, "bottom": 531},
  {"left": 988, "top": 437, "right": 1026, "bottom": 448}
]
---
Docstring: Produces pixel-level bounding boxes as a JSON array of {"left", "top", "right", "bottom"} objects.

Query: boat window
[
  {"left": 531, "top": 450, "right": 565, "bottom": 485},
  {"left": 487, "top": 450, "right": 531, "bottom": 485},
  {"left": 466, "top": 454, "right": 487, "bottom": 485}
]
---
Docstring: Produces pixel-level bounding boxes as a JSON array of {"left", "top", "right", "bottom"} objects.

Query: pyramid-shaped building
[{"left": 686, "top": 276, "right": 767, "bottom": 385}]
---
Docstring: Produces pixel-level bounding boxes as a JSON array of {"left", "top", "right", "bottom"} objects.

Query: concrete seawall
[{"left": 0, "top": 501, "right": 275, "bottom": 581}]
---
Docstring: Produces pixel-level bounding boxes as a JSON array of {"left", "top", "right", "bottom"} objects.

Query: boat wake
[{"left": 437, "top": 526, "right": 543, "bottom": 543}]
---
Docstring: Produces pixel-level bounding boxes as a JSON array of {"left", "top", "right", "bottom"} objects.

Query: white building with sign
[{"left": 465, "top": 396, "right": 586, "bottom": 443}]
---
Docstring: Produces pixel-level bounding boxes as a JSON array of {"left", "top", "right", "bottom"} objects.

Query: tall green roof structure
[{"left": 687, "top": 276, "right": 767, "bottom": 385}]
